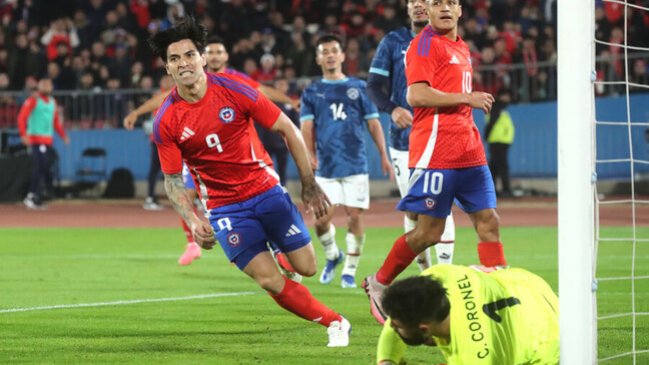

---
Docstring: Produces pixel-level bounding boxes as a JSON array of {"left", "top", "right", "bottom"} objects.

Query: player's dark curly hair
[
  {"left": 382, "top": 276, "right": 450, "bottom": 327},
  {"left": 148, "top": 15, "right": 208, "bottom": 62},
  {"left": 315, "top": 33, "right": 345, "bottom": 51}
]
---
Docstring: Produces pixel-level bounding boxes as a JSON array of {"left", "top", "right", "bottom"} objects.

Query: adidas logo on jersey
[
  {"left": 450, "top": 54, "right": 460, "bottom": 64},
  {"left": 285, "top": 224, "right": 302, "bottom": 237},
  {"left": 180, "top": 127, "right": 195, "bottom": 141}
]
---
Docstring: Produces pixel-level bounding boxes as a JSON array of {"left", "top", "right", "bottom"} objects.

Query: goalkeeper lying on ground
[{"left": 376, "top": 265, "right": 559, "bottom": 365}]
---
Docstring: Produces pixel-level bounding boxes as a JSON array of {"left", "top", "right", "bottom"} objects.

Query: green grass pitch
[{"left": 0, "top": 226, "right": 647, "bottom": 364}]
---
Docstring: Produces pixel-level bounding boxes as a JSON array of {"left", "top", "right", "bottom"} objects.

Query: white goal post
[{"left": 557, "top": 0, "right": 597, "bottom": 363}]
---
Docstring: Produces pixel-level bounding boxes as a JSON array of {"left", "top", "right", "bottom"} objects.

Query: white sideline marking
[{"left": 0, "top": 292, "right": 256, "bottom": 314}]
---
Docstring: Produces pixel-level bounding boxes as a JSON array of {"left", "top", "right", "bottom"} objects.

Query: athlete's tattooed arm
[{"left": 163, "top": 173, "right": 216, "bottom": 249}]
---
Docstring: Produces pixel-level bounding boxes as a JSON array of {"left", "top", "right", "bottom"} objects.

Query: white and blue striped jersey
[
  {"left": 300, "top": 77, "right": 380, "bottom": 178},
  {"left": 368, "top": 27, "right": 415, "bottom": 151}
]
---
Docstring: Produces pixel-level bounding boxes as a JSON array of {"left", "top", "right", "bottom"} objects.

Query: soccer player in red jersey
[
  {"left": 147, "top": 16, "right": 350, "bottom": 347},
  {"left": 363, "top": 0, "right": 507, "bottom": 324},
  {"left": 124, "top": 36, "right": 298, "bottom": 267}
]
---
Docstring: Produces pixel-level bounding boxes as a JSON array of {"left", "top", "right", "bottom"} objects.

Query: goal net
[{"left": 559, "top": 0, "right": 649, "bottom": 364}]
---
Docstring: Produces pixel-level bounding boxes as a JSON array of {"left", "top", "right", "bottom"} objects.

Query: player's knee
[
  {"left": 255, "top": 274, "right": 284, "bottom": 294},
  {"left": 298, "top": 264, "right": 317, "bottom": 277},
  {"left": 290, "top": 255, "right": 317, "bottom": 277},
  {"left": 483, "top": 211, "right": 500, "bottom": 231}
]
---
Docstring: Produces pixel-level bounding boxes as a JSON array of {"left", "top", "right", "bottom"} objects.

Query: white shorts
[
  {"left": 316, "top": 174, "right": 370, "bottom": 209},
  {"left": 389, "top": 147, "right": 410, "bottom": 198}
]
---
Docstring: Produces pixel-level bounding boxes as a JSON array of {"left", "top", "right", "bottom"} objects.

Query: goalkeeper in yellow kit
[{"left": 376, "top": 265, "right": 559, "bottom": 365}]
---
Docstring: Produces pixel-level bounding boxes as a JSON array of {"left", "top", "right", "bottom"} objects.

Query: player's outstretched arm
[
  {"left": 367, "top": 118, "right": 395, "bottom": 181},
  {"left": 299, "top": 119, "right": 318, "bottom": 171},
  {"left": 258, "top": 84, "right": 300, "bottom": 111},
  {"left": 123, "top": 90, "right": 171, "bottom": 130},
  {"left": 271, "top": 113, "right": 330, "bottom": 219},
  {"left": 163, "top": 172, "right": 216, "bottom": 249},
  {"left": 407, "top": 82, "right": 495, "bottom": 113}
]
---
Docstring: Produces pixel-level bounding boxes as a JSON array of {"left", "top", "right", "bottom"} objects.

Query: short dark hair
[
  {"left": 206, "top": 35, "right": 225, "bottom": 46},
  {"left": 382, "top": 276, "right": 450, "bottom": 327},
  {"left": 315, "top": 34, "right": 344, "bottom": 51},
  {"left": 148, "top": 15, "right": 208, "bottom": 62}
]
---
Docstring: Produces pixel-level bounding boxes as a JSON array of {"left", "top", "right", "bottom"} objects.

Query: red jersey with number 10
[
  {"left": 153, "top": 72, "right": 281, "bottom": 209},
  {"left": 405, "top": 25, "right": 487, "bottom": 169}
]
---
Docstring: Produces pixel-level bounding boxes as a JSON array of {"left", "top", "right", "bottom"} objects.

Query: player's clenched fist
[
  {"left": 467, "top": 91, "right": 495, "bottom": 114},
  {"left": 302, "top": 179, "right": 331, "bottom": 220},
  {"left": 192, "top": 221, "right": 216, "bottom": 249}
]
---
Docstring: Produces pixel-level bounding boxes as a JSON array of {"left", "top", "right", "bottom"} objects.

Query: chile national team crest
[
  {"left": 219, "top": 107, "right": 235, "bottom": 123},
  {"left": 425, "top": 198, "right": 436, "bottom": 210},
  {"left": 227, "top": 232, "right": 241, "bottom": 247}
]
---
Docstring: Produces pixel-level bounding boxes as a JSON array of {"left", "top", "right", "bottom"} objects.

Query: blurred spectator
[
  {"left": 129, "top": 61, "right": 145, "bottom": 88},
  {"left": 40, "top": 18, "right": 79, "bottom": 62},
  {"left": 100, "top": 10, "right": 127, "bottom": 56},
  {"left": 251, "top": 53, "right": 278, "bottom": 84},
  {"left": 74, "top": 72, "right": 100, "bottom": 124},
  {"left": 267, "top": 11, "right": 290, "bottom": 51},
  {"left": 373, "top": 5, "right": 402, "bottom": 33},
  {"left": 108, "top": 45, "right": 131, "bottom": 86},
  {"left": 630, "top": 59, "right": 649, "bottom": 93},
  {"left": 47, "top": 62, "right": 76, "bottom": 90},
  {"left": 129, "top": 0, "right": 151, "bottom": 30},
  {"left": 102, "top": 78, "right": 126, "bottom": 127},
  {"left": 8, "top": 33, "right": 30, "bottom": 89},
  {"left": 286, "top": 31, "right": 314, "bottom": 77},
  {"left": 343, "top": 37, "right": 369, "bottom": 78},
  {"left": 291, "top": 15, "right": 311, "bottom": 45},
  {"left": 260, "top": 28, "right": 280, "bottom": 55},
  {"left": 0, "top": 0, "right": 639, "bottom": 107},
  {"left": 243, "top": 57, "right": 259, "bottom": 79}
]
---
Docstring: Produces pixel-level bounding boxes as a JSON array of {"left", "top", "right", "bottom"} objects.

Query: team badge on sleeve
[
  {"left": 219, "top": 107, "right": 235, "bottom": 124},
  {"left": 425, "top": 198, "right": 436, "bottom": 210}
]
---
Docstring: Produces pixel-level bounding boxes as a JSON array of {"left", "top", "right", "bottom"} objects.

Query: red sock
[
  {"left": 180, "top": 219, "right": 194, "bottom": 243},
  {"left": 276, "top": 252, "right": 296, "bottom": 272},
  {"left": 376, "top": 234, "right": 417, "bottom": 285},
  {"left": 478, "top": 242, "right": 507, "bottom": 267},
  {"left": 271, "top": 277, "right": 341, "bottom": 327}
]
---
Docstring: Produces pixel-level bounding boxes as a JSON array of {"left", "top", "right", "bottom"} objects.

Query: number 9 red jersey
[{"left": 153, "top": 73, "right": 282, "bottom": 209}]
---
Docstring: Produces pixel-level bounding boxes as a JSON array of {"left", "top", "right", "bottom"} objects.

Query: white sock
[
  {"left": 317, "top": 224, "right": 339, "bottom": 260},
  {"left": 342, "top": 232, "right": 365, "bottom": 277},
  {"left": 405, "top": 215, "right": 431, "bottom": 271},
  {"left": 435, "top": 243, "right": 454, "bottom": 264},
  {"left": 404, "top": 215, "right": 416, "bottom": 233},
  {"left": 416, "top": 248, "right": 432, "bottom": 271},
  {"left": 436, "top": 213, "right": 455, "bottom": 264}
]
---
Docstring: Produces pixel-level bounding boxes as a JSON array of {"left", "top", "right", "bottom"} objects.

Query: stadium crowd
[{"left": 0, "top": 0, "right": 646, "bottom": 128}]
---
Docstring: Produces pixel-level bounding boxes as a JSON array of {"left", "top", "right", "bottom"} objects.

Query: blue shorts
[
  {"left": 397, "top": 165, "right": 496, "bottom": 218},
  {"left": 208, "top": 185, "right": 311, "bottom": 270},
  {"left": 182, "top": 164, "right": 196, "bottom": 190}
]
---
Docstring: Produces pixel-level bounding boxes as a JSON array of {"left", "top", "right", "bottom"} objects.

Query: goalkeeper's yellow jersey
[{"left": 377, "top": 265, "right": 559, "bottom": 365}]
